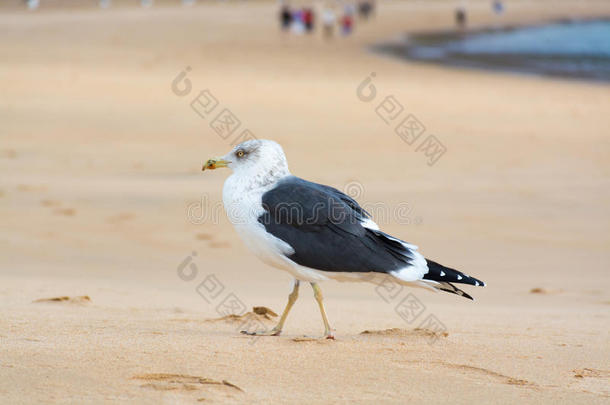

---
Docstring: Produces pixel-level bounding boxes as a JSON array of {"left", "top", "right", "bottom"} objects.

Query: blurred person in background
[
  {"left": 344, "top": 1, "right": 356, "bottom": 18},
  {"left": 291, "top": 8, "right": 305, "bottom": 35},
  {"left": 341, "top": 4, "right": 354, "bottom": 36},
  {"left": 358, "top": 0, "right": 372, "bottom": 20},
  {"left": 455, "top": 4, "right": 467, "bottom": 30},
  {"left": 322, "top": 5, "right": 337, "bottom": 39},
  {"left": 25, "top": 0, "right": 39, "bottom": 10},
  {"left": 303, "top": 7, "right": 315, "bottom": 33},
  {"left": 493, "top": 0, "right": 505, "bottom": 15},
  {"left": 280, "top": 2, "right": 293, "bottom": 31}
]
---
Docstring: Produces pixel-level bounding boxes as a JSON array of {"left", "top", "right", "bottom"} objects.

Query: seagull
[{"left": 202, "top": 139, "right": 485, "bottom": 339}]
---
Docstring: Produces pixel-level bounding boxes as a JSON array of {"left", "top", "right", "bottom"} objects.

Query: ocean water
[
  {"left": 377, "top": 20, "right": 610, "bottom": 81},
  {"left": 450, "top": 20, "right": 610, "bottom": 58}
]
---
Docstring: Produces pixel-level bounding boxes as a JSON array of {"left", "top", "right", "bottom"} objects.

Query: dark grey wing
[
  {"left": 313, "top": 183, "right": 371, "bottom": 222},
  {"left": 258, "top": 176, "right": 414, "bottom": 273}
]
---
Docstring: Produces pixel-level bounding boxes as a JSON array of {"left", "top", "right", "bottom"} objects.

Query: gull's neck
[{"left": 224, "top": 159, "right": 291, "bottom": 204}]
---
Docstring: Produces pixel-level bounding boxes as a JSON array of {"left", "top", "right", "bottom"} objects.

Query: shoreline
[{"left": 370, "top": 17, "right": 610, "bottom": 83}]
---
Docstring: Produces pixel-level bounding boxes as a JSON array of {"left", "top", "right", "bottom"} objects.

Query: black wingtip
[{"left": 424, "top": 258, "right": 485, "bottom": 287}]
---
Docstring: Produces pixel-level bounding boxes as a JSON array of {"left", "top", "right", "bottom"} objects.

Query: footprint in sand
[
  {"left": 195, "top": 233, "right": 213, "bottom": 241},
  {"left": 571, "top": 368, "right": 610, "bottom": 397},
  {"left": 433, "top": 362, "right": 537, "bottom": 388},
  {"left": 106, "top": 212, "right": 135, "bottom": 224},
  {"left": 1, "top": 149, "right": 17, "bottom": 159},
  {"left": 53, "top": 208, "right": 76, "bottom": 216},
  {"left": 40, "top": 199, "right": 61, "bottom": 207},
  {"left": 360, "top": 327, "right": 449, "bottom": 339},
  {"left": 40, "top": 199, "right": 76, "bottom": 217},
  {"left": 195, "top": 232, "right": 231, "bottom": 248},
  {"left": 291, "top": 336, "right": 335, "bottom": 343},
  {"left": 209, "top": 241, "right": 231, "bottom": 248},
  {"left": 132, "top": 373, "right": 243, "bottom": 394},
  {"left": 33, "top": 295, "right": 91, "bottom": 304},
  {"left": 40, "top": 200, "right": 76, "bottom": 216},
  {"left": 16, "top": 184, "right": 46, "bottom": 192},
  {"left": 529, "top": 287, "right": 563, "bottom": 295},
  {"left": 573, "top": 368, "right": 610, "bottom": 379},
  {"left": 205, "top": 307, "right": 278, "bottom": 323}
]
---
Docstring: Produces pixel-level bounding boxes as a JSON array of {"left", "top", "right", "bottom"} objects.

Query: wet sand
[{"left": 1, "top": 0, "right": 609, "bottom": 403}]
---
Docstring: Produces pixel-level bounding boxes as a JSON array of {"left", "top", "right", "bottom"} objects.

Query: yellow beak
[{"left": 202, "top": 157, "right": 230, "bottom": 171}]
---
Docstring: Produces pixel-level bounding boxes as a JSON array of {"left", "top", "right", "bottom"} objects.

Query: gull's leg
[
  {"left": 241, "top": 279, "right": 300, "bottom": 336},
  {"left": 311, "top": 282, "right": 334, "bottom": 339},
  {"left": 271, "top": 279, "right": 300, "bottom": 334}
]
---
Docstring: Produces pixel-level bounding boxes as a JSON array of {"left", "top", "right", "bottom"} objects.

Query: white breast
[
  {"left": 222, "top": 173, "right": 295, "bottom": 272},
  {"left": 221, "top": 169, "right": 332, "bottom": 282}
]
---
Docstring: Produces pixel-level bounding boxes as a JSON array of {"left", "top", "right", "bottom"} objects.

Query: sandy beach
[{"left": 1, "top": 0, "right": 609, "bottom": 403}]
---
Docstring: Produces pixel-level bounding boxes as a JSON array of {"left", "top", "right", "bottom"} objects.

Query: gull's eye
[{"left": 236, "top": 150, "right": 245, "bottom": 158}]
